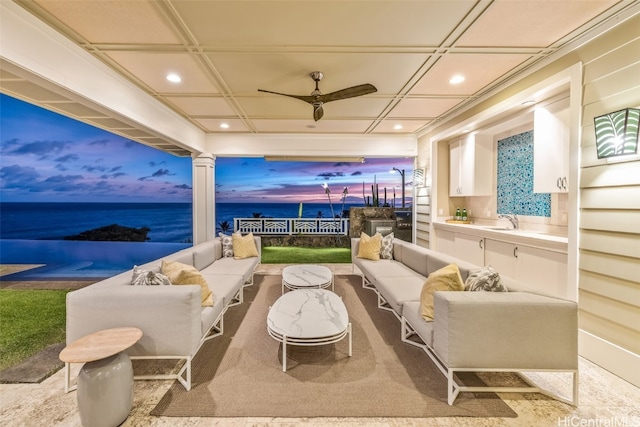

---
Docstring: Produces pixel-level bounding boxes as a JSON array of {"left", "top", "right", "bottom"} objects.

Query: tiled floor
[{"left": 1, "top": 264, "right": 639, "bottom": 426}]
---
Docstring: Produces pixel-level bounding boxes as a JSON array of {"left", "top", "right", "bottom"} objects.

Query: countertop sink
[{"left": 478, "top": 226, "right": 514, "bottom": 231}]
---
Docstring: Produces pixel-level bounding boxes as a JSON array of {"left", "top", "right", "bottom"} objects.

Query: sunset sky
[{"left": 1, "top": 94, "right": 413, "bottom": 204}]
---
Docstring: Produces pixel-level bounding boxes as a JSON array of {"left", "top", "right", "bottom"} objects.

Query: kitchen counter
[{"left": 433, "top": 221, "right": 568, "bottom": 253}]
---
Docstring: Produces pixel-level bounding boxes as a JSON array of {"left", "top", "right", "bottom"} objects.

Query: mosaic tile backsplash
[{"left": 497, "top": 130, "right": 551, "bottom": 217}]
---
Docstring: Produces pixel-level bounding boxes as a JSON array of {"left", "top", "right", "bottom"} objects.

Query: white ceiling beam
[
  {"left": 206, "top": 134, "right": 417, "bottom": 159},
  {"left": 0, "top": 1, "right": 205, "bottom": 154}
]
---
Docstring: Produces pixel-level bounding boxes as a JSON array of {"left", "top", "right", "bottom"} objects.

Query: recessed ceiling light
[
  {"left": 220, "top": 123, "right": 229, "bottom": 129},
  {"left": 393, "top": 124, "right": 403, "bottom": 130},
  {"left": 166, "top": 73, "right": 182, "bottom": 83},
  {"left": 449, "top": 75, "right": 465, "bottom": 85}
]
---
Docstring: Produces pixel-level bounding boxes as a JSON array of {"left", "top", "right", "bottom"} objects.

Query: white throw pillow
[
  {"left": 219, "top": 231, "right": 240, "bottom": 257},
  {"left": 131, "top": 266, "right": 171, "bottom": 286},
  {"left": 465, "top": 266, "right": 508, "bottom": 292},
  {"left": 380, "top": 232, "right": 394, "bottom": 260}
]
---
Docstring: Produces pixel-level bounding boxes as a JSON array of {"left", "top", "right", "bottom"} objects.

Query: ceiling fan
[{"left": 258, "top": 71, "right": 377, "bottom": 121}]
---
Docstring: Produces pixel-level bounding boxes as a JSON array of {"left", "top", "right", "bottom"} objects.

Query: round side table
[
  {"left": 60, "top": 327, "right": 143, "bottom": 427},
  {"left": 282, "top": 264, "right": 334, "bottom": 294}
]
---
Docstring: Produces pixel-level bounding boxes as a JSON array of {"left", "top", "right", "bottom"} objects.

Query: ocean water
[
  {"left": 0, "top": 201, "right": 359, "bottom": 278},
  {"left": 0, "top": 202, "right": 193, "bottom": 242},
  {"left": 0, "top": 202, "right": 357, "bottom": 242}
]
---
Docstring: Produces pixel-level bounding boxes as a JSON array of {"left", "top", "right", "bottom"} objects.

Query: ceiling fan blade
[
  {"left": 258, "top": 89, "right": 314, "bottom": 104},
  {"left": 319, "top": 83, "right": 377, "bottom": 103},
  {"left": 313, "top": 104, "right": 324, "bottom": 121}
]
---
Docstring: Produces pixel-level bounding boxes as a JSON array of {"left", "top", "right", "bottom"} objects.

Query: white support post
[{"left": 192, "top": 153, "right": 216, "bottom": 245}]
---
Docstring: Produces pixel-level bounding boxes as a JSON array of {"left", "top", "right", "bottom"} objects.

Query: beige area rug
[{"left": 151, "top": 274, "right": 517, "bottom": 418}]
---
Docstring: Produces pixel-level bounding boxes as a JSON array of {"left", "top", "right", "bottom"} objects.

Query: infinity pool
[{"left": 0, "top": 239, "right": 191, "bottom": 279}]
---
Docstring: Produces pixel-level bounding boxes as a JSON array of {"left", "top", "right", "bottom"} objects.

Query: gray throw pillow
[
  {"left": 218, "top": 232, "right": 235, "bottom": 257},
  {"left": 465, "top": 266, "right": 508, "bottom": 292},
  {"left": 380, "top": 232, "right": 394, "bottom": 260},
  {"left": 131, "top": 266, "right": 171, "bottom": 286}
]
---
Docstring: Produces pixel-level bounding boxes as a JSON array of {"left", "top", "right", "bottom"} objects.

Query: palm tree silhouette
[{"left": 217, "top": 220, "right": 231, "bottom": 233}]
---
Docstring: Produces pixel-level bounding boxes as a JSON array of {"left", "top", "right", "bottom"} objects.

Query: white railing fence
[{"left": 233, "top": 218, "right": 349, "bottom": 235}]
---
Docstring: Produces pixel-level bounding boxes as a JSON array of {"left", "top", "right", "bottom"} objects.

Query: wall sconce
[
  {"left": 594, "top": 108, "right": 639, "bottom": 159},
  {"left": 414, "top": 168, "right": 425, "bottom": 187}
]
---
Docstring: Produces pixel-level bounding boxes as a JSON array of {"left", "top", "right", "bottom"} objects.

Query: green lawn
[
  {"left": 0, "top": 289, "right": 69, "bottom": 370},
  {"left": 261, "top": 246, "right": 352, "bottom": 264}
]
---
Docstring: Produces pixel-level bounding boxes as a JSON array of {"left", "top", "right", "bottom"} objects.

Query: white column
[{"left": 192, "top": 153, "right": 216, "bottom": 245}]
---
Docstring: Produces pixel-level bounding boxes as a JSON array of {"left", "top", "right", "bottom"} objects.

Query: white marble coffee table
[
  {"left": 267, "top": 289, "right": 351, "bottom": 372},
  {"left": 281, "top": 264, "right": 333, "bottom": 293}
]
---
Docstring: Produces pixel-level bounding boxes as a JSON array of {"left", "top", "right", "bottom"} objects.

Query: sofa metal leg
[
  {"left": 363, "top": 276, "right": 376, "bottom": 291},
  {"left": 64, "top": 362, "right": 77, "bottom": 393},
  {"left": 400, "top": 317, "right": 426, "bottom": 350},
  {"left": 176, "top": 357, "right": 192, "bottom": 391},
  {"left": 448, "top": 370, "right": 460, "bottom": 405}
]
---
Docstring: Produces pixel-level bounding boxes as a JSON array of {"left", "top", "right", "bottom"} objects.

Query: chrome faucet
[{"left": 498, "top": 214, "right": 519, "bottom": 229}]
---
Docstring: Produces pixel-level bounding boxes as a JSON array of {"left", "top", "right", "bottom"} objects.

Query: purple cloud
[
  {"left": 55, "top": 153, "right": 79, "bottom": 163},
  {"left": 0, "top": 164, "right": 40, "bottom": 188},
  {"left": 152, "top": 169, "right": 174, "bottom": 177},
  {"left": 100, "top": 172, "right": 126, "bottom": 179},
  {"left": 82, "top": 165, "right": 108, "bottom": 173},
  {"left": 89, "top": 139, "right": 109, "bottom": 146},
  {"left": 4, "top": 140, "right": 67, "bottom": 159},
  {"left": 317, "top": 171, "right": 344, "bottom": 180}
]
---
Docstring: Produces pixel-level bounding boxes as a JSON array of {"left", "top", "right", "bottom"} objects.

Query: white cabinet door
[
  {"left": 454, "top": 232, "right": 485, "bottom": 266},
  {"left": 484, "top": 238, "right": 570, "bottom": 299},
  {"left": 449, "top": 134, "right": 493, "bottom": 197},
  {"left": 449, "top": 141, "right": 463, "bottom": 196},
  {"left": 534, "top": 97, "right": 570, "bottom": 193},
  {"left": 484, "top": 238, "right": 517, "bottom": 278},
  {"left": 517, "top": 245, "right": 568, "bottom": 299},
  {"left": 435, "top": 229, "right": 456, "bottom": 257}
]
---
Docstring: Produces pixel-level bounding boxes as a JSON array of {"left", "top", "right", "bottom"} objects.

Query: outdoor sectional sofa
[
  {"left": 64, "top": 235, "right": 261, "bottom": 391},
  {"left": 351, "top": 236, "right": 578, "bottom": 405}
]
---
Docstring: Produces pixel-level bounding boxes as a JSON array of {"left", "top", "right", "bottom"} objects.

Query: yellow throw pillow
[
  {"left": 420, "top": 263, "right": 464, "bottom": 321},
  {"left": 161, "top": 259, "right": 196, "bottom": 281},
  {"left": 357, "top": 232, "right": 382, "bottom": 261},
  {"left": 172, "top": 269, "right": 214, "bottom": 307},
  {"left": 232, "top": 232, "right": 259, "bottom": 259},
  {"left": 161, "top": 259, "right": 213, "bottom": 307}
]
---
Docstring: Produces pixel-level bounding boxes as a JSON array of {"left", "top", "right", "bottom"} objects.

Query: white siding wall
[
  {"left": 415, "top": 137, "right": 431, "bottom": 247},
  {"left": 578, "top": 21, "right": 640, "bottom": 385}
]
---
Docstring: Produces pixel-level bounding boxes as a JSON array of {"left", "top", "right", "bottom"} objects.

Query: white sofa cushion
[
  {"left": 201, "top": 273, "right": 244, "bottom": 306},
  {"left": 193, "top": 240, "right": 219, "bottom": 270},
  {"left": 376, "top": 275, "right": 425, "bottom": 314},
  {"left": 402, "top": 301, "right": 434, "bottom": 348},
  {"left": 200, "top": 297, "right": 225, "bottom": 338},
  {"left": 202, "top": 257, "right": 258, "bottom": 284}
]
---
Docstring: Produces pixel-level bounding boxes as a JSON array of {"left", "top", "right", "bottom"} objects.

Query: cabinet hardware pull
[
  {"left": 479, "top": 239, "right": 484, "bottom": 249},
  {"left": 562, "top": 177, "right": 567, "bottom": 190},
  {"left": 513, "top": 246, "right": 518, "bottom": 258},
  {"left": 557, "top": 177, "right": 561, "bottom": 189}
]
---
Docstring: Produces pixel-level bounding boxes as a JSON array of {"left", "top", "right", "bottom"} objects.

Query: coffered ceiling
[{"left": 2, "top": 0, "right": 634, "bottom": 145}]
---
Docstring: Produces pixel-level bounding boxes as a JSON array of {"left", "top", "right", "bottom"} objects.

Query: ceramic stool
[
  {"left": 77, "top": 352, "right": 133, "bottom": 426},
  {"left": 60, "top": 327, "right": 143, "bottom": 427}
]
